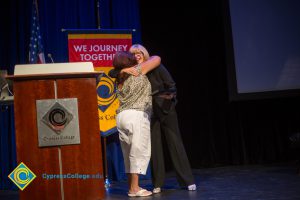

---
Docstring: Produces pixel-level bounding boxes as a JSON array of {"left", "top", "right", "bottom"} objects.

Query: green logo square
[{"left": 8, "top": 162, "right": 36, "bottom": 191}]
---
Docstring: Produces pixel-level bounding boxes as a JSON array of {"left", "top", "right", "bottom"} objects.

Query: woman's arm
[
  {"left": 110, "top": 55, "right": 161, "bottom": 77},
  {"left": 140, "top": 55, "right": 161, "bottom": 75}
]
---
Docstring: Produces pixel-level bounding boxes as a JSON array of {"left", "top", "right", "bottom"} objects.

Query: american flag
[{"left": 29, "top": 0, "right": 45, "bottom": 64}]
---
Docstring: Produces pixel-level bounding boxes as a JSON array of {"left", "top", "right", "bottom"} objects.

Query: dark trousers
[{"left": 151, "top": 98, "right": 194, "bottom": 187}]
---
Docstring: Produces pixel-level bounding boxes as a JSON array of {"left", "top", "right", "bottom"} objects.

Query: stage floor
[{"left": 1, "top": 162, "right": 300, "bottom": 200}]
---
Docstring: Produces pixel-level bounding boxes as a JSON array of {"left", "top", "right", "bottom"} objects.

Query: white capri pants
[{"left": 116, "top": 109, "right": 151, "bottom": 175}]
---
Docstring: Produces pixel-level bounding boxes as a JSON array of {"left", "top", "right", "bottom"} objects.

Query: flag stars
[{"left": 29, "top": 1, "right": 45, "bottom": 64}]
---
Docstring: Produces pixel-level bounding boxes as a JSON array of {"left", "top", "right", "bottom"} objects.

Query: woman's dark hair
[{"left": 112, "top": 51, "right": 138, "bottom": 85}]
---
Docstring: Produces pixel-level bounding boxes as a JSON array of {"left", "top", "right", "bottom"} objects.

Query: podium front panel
[{"left": 13, "top": 77, "right": 104, "bottom": 200}]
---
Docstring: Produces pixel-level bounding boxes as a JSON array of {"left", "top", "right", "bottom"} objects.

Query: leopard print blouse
[{"left": 116, "top": 66, "right": 152, "bottom": 115}]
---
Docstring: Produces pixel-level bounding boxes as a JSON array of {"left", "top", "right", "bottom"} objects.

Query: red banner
[
  {"left": 68, "top": 34, "right": 132, "bottom": 68},
  {"left": 68, "top": 32, "right": 132, "bottom": 136}
]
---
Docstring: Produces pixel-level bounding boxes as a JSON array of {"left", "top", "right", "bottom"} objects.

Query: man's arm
[
  {"left": 159, "top": 64, "right": 177, "bottom": 94},
  {"left": 108, "top": 68, "right": 120, "bottom": 78}
]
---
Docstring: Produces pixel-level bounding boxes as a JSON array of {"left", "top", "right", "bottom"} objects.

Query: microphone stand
[{"left": 48, "top": 53, "right": 55, "bottom": 63}]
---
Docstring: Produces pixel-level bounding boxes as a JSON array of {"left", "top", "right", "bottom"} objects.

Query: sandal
[
  {"left": 188, "top": 184, "right": 197, "bottom": 191},
  {"left": 128, "top": 188, "right": 152, "bottom": 197},
  {"left": 153, "top": 187, "right": 161, "bottom": 194}
]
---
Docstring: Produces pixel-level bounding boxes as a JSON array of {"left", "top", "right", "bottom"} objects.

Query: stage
[{"left": 1, "top": 162, "right": 300, "bottom": 200}]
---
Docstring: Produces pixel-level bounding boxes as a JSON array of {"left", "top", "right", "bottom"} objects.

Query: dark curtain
[
  {"left": 0, "top": 107, "right": 16, "bottom": 190},
  {"left": 139, "top": 0, "right": 300, "bottom": 170},
  {"left": 0, "top": 0, "right": 30, "bottom": 190},
  {"left": 0, "top": 0, "right": 141, "bottom": 189}
]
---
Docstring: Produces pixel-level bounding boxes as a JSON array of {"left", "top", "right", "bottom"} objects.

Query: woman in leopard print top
[{"left": 112, "top": 51, "right": 160, "bottom": 197}]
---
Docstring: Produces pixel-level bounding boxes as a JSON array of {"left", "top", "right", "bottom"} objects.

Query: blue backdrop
[{"left": 0, "top": 0, "right": 144, "bottom": 190}]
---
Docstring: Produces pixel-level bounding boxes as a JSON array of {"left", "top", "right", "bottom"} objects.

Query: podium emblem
[
  {"left": 36, "top": 98, "right": 80, "bottom": 147},
  {"left": 41, "top": 102, "right": 73, "bottom": 134}
]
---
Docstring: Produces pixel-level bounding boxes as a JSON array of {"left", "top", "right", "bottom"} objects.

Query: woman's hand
[{"left": 121, "top": 67, "right": 139, "bottom": 76}]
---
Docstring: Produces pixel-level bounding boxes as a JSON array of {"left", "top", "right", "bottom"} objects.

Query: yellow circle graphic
[
  {"left": 13, "top": 168, "right": 30, "bottom": 185},
  {"left": 97, "top": 76, "right": 116, "bottom": 106}
]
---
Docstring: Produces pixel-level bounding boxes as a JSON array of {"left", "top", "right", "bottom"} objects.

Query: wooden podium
[{"left": 7, "top": 62, "right": 105, "bottom": 200}]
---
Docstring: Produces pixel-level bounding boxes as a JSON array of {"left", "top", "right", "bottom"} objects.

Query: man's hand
[{"left": 158, "top": 93, "right": 176, "bottom": 100}]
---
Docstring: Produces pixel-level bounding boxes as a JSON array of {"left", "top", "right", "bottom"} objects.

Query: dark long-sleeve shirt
[{"left": 147, "top": 64, "right": 177, "bottom": 96}]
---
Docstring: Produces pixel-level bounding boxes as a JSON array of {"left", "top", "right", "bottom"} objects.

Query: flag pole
[
  {"left": 34, "top": 0, "right": 39, "bottom": 15},
  {"left": 95, "top": 0, "right": 111, "bottom": 189},
  {"left": 96, "top": 0, "right": 101, "bottom": 29}
]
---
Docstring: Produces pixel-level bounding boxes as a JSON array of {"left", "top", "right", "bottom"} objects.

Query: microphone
[
  {"left": 0, "top": 76, "right": 7, "bottom": 90},
  {"left": 48, "top": 53, "right": 55, "bottom": 63}
]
